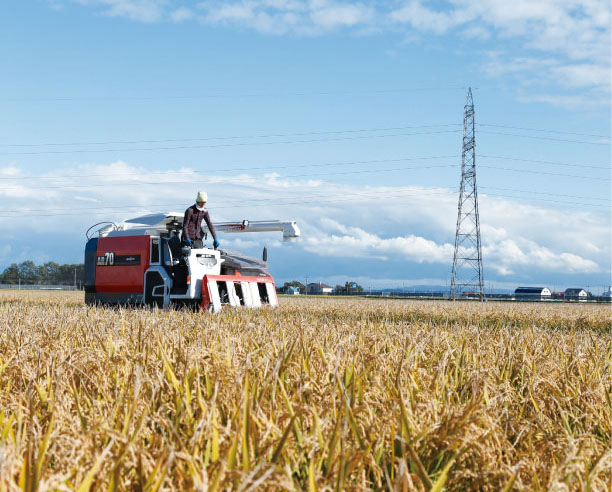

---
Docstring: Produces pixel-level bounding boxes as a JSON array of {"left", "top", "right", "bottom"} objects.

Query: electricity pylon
[{"left": 450, "top": 88, "right": 485, "bottom": 301}]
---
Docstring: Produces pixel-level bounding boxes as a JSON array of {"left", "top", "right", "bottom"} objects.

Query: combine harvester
[{"left": 84, "top": 213, "right": 300, "bottom": 312}]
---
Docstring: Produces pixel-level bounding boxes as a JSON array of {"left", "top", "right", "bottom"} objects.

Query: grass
[{"left": 0, "top": 290, "right": 610, "bottom": 491}]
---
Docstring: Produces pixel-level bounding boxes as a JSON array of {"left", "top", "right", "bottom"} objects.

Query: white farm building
[
  {"left": 564, "top": 288, "right": 588, "bottom": 301},
  {"left": 514, "top": 286, "right": 551, "bottom": 300},
  {"left": 307, "top": 282, "right": 333, "bottom": 295}
]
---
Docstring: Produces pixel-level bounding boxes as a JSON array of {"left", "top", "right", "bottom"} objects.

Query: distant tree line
[
  {"left": 334, "top": 281, "right": 364, "bottom": 294},
  {"left": 280, "top": 280, "right": 364, "bottom": 294},
  {"left": 0, "top": 261, "right": 85, "bottom": 285}
]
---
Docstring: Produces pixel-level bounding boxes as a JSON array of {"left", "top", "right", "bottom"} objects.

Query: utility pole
[
  {"left": 451, "top": 88, "right": 485, "bottom": 301},
  {"left": 74, "top": 268, "right": 77, "bottom": 289}
]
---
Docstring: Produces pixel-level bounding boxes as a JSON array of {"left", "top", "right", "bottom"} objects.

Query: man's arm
[
  {"left": 182, "top": 208, "right": 192, "bottom": 239},
  {"left": 203, "top": 211, "right": 216, "bottom": 239}
]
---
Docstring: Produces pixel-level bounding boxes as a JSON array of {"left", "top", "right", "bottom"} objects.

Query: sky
[{"left": 0, "top": 0, "right": 610, "bottom": 292}]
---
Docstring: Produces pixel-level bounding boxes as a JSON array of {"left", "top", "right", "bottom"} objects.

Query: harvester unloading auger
[{"left": 84, "top": 213, "right": 300, "bottom": 312}]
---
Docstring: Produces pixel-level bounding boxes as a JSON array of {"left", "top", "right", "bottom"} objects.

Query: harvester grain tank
[{"left": 84, "top": 212, "right": 300, "bottom": 312}]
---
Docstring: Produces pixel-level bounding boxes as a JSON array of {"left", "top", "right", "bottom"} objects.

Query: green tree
[
  {"left": 344, "top": 281, "right": 363, "bottom": 293},
  {"left": 40, "top": 262, "right": 60, "bottom": 283},
  {"left": 0, "top": 264, "right": 20, "bottom": 284},
  {"left": 283, "top": 281, "right": 306, "bottom": 294},
  {"left": 17, "top": 261, "right": 39, "bottom": 284},
  {"left": 0, "top": 261, "right": 85, "bottom": 286}
]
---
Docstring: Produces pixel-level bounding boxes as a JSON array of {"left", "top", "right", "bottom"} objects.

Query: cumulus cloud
[
  {"left": 304, "top": 218, "right": 455, "bottom": 262},
  {"left": 301, "top": 217, "right": 601, "bottom": 276},
  {"left": 484, "top": 239, "right": 600, "bottom": 275},
  {"left": 0, "top": 161, "right": 607, "bottom": 285}
]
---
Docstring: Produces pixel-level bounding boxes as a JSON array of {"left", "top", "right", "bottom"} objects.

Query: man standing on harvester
[{"left": 183, "top": 191, "right": 220, "bottom": 250}]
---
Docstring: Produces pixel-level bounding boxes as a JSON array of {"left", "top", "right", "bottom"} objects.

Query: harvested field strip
[{"left": 0, "top": 291, "right": 610, "bottom": 491}]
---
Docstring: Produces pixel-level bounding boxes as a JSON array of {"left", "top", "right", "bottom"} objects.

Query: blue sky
[{"left": 0, "top": 0, "right": 610, "bottom": 292}]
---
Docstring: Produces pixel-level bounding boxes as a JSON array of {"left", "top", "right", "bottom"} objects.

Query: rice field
[{"left": 0, "top": 290, "right": 610, "bottom": 491}]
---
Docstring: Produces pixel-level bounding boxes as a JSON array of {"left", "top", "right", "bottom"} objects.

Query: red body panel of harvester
[{"left": 95, "top": 236, "right": 150, "bottom": 294}]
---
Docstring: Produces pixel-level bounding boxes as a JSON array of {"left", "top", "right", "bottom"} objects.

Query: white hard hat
[{"left": 196, "top": 191, "right": 208, "bottom": 203}]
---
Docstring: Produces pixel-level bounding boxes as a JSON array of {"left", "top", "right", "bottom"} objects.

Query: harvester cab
[{"left": 84, "top": 213, "right": 300, "bottom": 312}]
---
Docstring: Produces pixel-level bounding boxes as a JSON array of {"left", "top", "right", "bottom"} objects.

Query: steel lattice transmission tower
[{"left": 450, "top": 88, "right": 485, "bottom": 301}]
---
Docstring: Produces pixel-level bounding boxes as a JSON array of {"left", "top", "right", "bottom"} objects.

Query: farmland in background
[{"left": 0, "top": 291, "right": 610, "bottom": 491}]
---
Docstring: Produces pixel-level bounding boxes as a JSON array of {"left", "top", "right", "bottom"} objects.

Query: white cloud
[
  {"left": 461, "top": 25, "right": 490, "bottom": 40},
  {"left": 74, "top": 195, "right": 101, "bottom": 203},
  {"left": 551, "top": 63, "right": 610, "bottom": 88},
  {"left": 303, "top": 218, "right": 455, "bottom": 261},
  {"left": 73, "top": 0, "right": 169, "bottom": 22},
  {"left": 309, "top": 3, "right": 374, "bottom": 29},
  {"left": 170, "top": 7, "right": 194, "bottom": 22},
  {"left": 483, "top": 53, "right": 610, "bottom": 94},
  {"left": 0, "top": 165, "right": 22, "bottom": 177},
  {"left": 390, "top": 1, "right": 471, "bottom": 34},
  {"left": 484, "top": 238, "right": 599, "bottom": 275},
  {"left": 0, "top": 161, "right": 608, "bottom": 282},
  {"left": 392, "top": 0, "right": 611, "bottom": 99},
  {"left": 197, "top": 0, "right": 375, "bottom": 35}
]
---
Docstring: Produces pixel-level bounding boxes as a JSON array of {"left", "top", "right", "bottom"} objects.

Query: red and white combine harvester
[{"left": 84, "top": 213, "right": 300, "bottom": 312}]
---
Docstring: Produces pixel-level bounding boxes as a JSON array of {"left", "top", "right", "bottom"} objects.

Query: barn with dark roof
[{"left": 514, "top": 286, "right": 551, "bottom": 300}]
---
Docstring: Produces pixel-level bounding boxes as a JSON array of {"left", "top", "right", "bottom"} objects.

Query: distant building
[
  {"left": 551, "top": 292, "right": 564, "bottom": 300},
  {"left": 602, "top": 288, "right": 612, "bottom": 301},
  {"left": 307, "top": 282, "right": 333, "bottom": 295},
  {"left": 514, "top": 287, "right": 551, "bottom": 300},
  {"left": 564, "top": 288, "right": 588, "bottom": 301},
  {"left": 285, "top": 286, "right": 300, "bottom": 295}
]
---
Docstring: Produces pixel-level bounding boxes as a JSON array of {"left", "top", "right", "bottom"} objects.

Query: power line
[
  {"left": 0, "top": 129, "right": 461, "bottom": 156},
  {"left": 479, "top": 165, "right": 610, "bottom": 181},
  {"left": 0, "top": 123, "right": 460, "bottom": 148},
  {"left": 0, "top": 86, "right": 471, "bottom": 103},
  {"left": 0, "top": 163, "right": 459, "bottom": 191},
  {"left": 0, "top": 188, "right": 458, "bottom": 215},
  {"left": 1, "top": 186, "right": 608, "bottom": 220},
  {"left": 479, "top": 193, "right": 611, "bottom": 209},
  {"left": 0, "top": 122, "right": 607, "bottom": 160},
  {"left": 0, "top": 160, "right": 606, "bottom": 194},
  {"left": 479, "top": 130, "right": 609, "bottom": 146},
  {"left": 1, "top": 123, "right": 608, "bottom": 150},
  {"left": 0, "top": 155, "right": 458, "bottom": 181},
  {"left": 480, "top": 154, "right": 609, "bottom": 171},
  {"left": 3, "top": 182, "right": 607, "bottom": 216},
  {"left": 2, "top": 159, "right": 605, "bottom": 192},
  {"left": 1, "top": 153, "right": 608, "bottom": 182},
  {"left": 0, "top": 189, "right": 458, "bottom": 218},
  {"left": 479, "top": 186, "right": 611, "bottom": 203},
  {"left": 478, "top": 123, "right": 610, "bottom": 139}
]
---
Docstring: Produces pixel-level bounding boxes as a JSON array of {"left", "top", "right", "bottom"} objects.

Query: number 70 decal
[{"left": 96, "top": 252, "right": 115, "bottom": 266}]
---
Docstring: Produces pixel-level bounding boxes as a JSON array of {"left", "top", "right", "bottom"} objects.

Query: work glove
[
  {"left": 213, "top": 238, "right": 220, "bottom": 249},
  {"left": 185, "top": 237, "right": 191, "bottom": 246}
]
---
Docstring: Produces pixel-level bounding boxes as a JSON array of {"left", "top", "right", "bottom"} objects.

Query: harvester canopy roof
[{"left": 95, "top": 213, "right": 300, "bottom": 241}]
